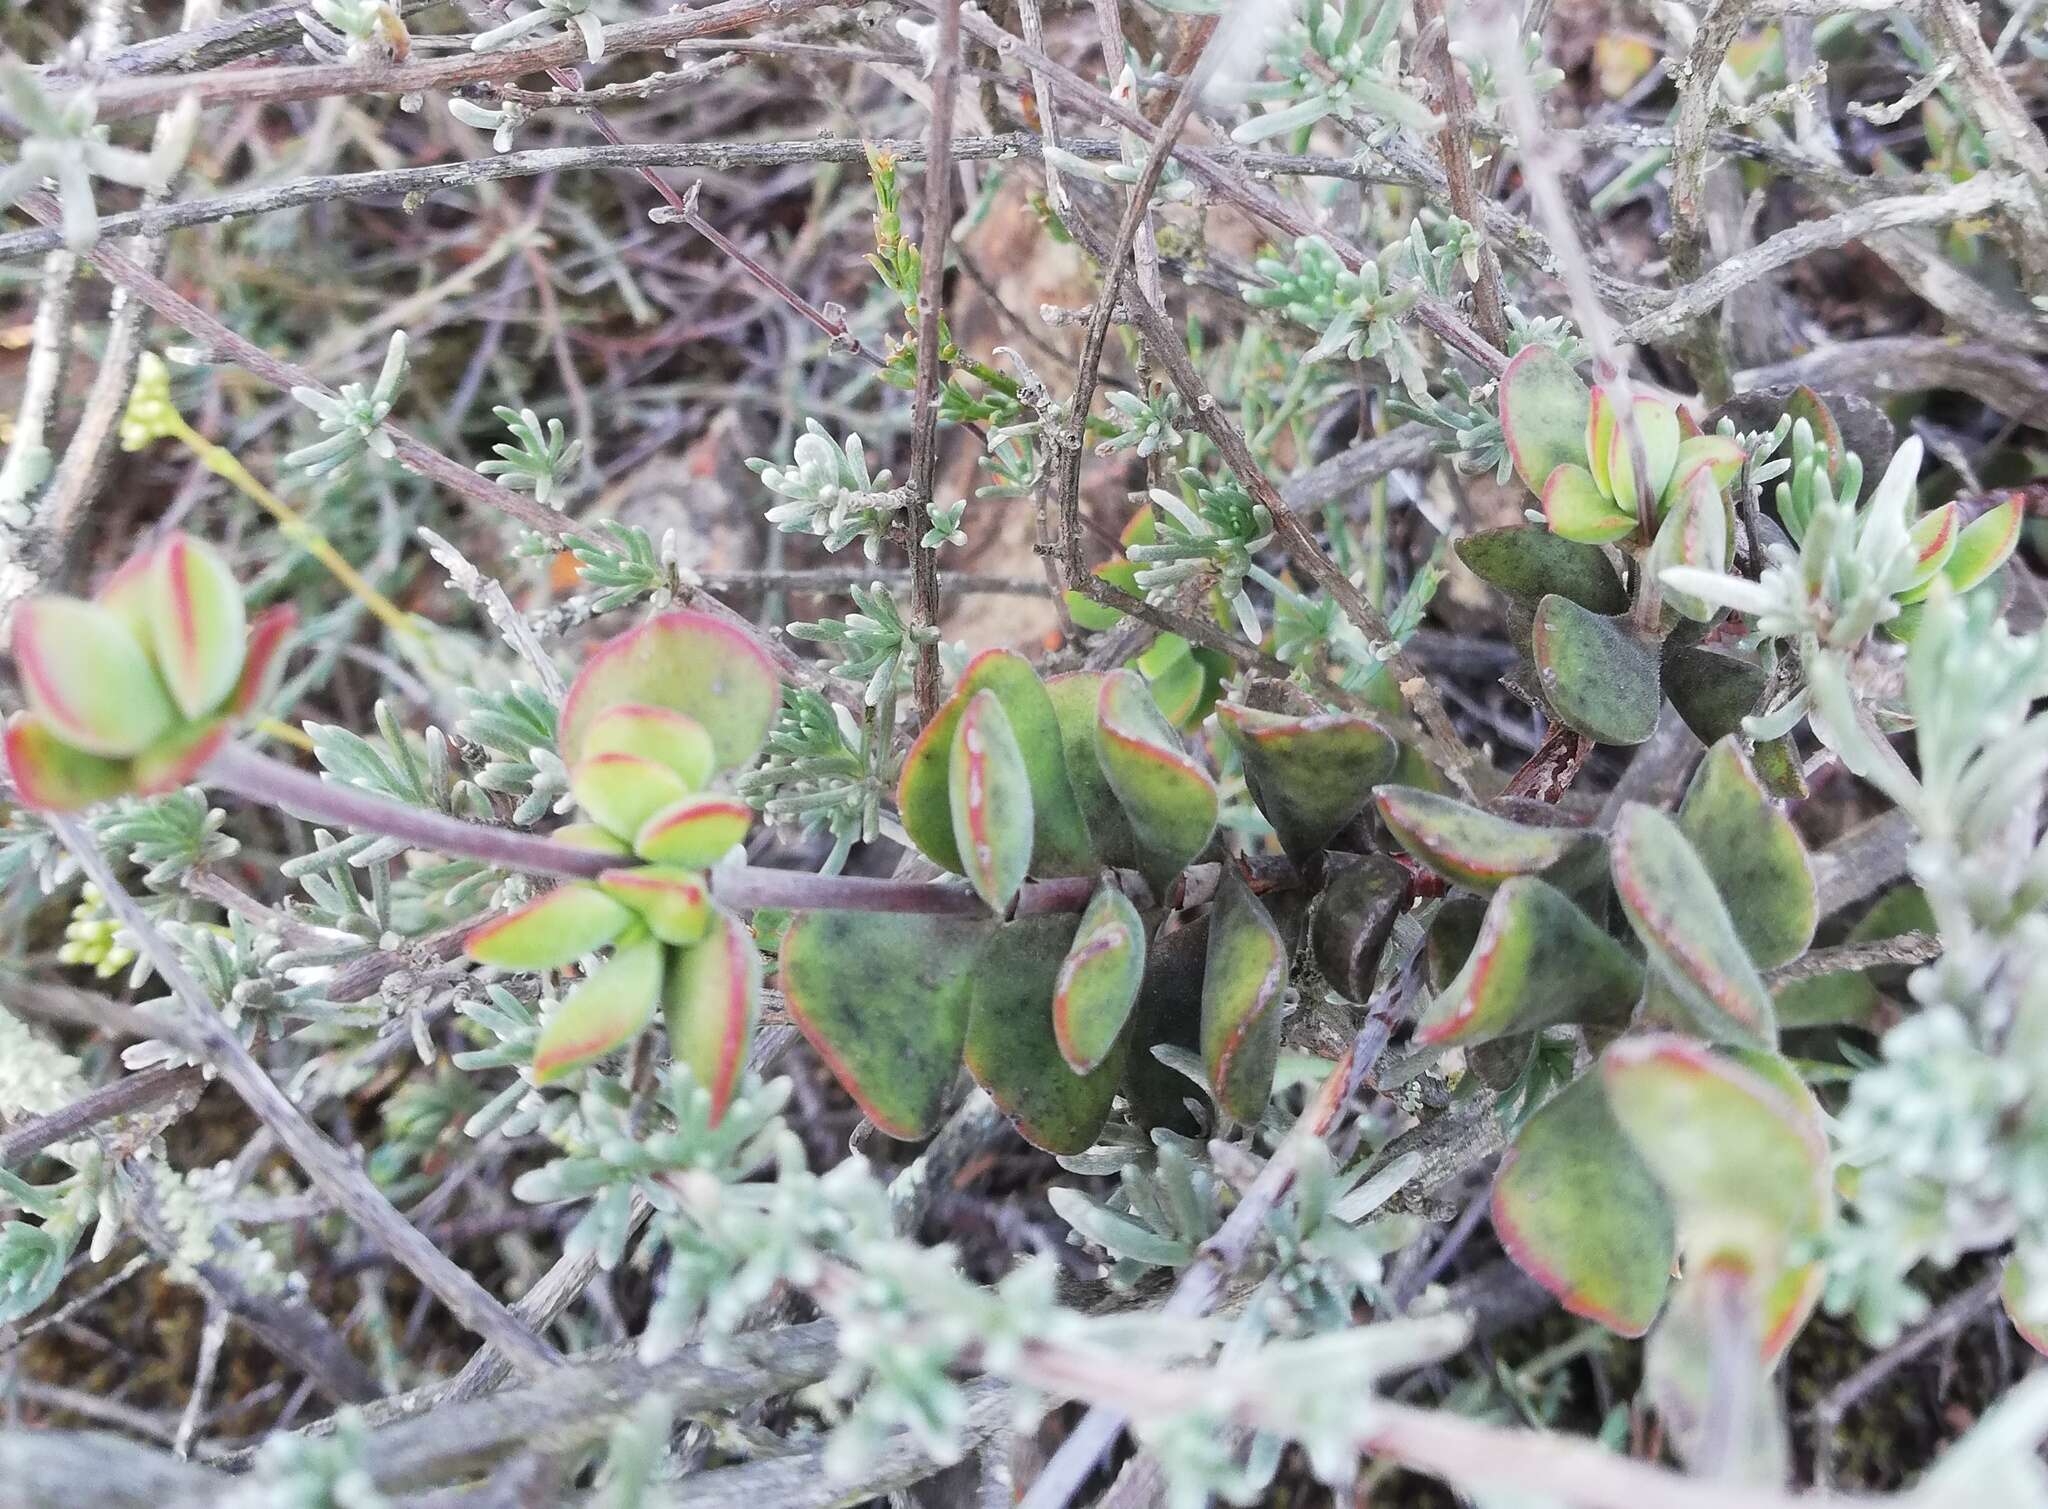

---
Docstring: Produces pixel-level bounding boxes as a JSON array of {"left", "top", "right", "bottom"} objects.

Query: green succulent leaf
[
  {"left": 1310, "top": 853, "right": 1410, "bottom": 1001},
  {"left": 145, "top": 533, "right": 248, "bottom": 721},
  {"left": 1415, "top": 877, "right": 1641, "bottom": 1047},
  {"left": 779, "top": 910, "right": 991, "bottom": 1140},
  {"left": 1053, "top": 886, "right": 1147, "bottom": 1074},
  {"left": 581, "top": 703, "right": 716, "bottom": 790},
  {"left": 1531, "top": 595, "right": 1661, "bottom": 746},
  {"left": 1611, "top": 804, "right": 1777, "bottom": 1048},
  {"left": 949, "top": 689, "right": 1036, "bottom": 913},
  {"left": 1373, "top": 784, "right": 1591, "bottom": 891},
  {"left": 663, "top": 907, "right": 761, "bottom": 1122},
  {"left": 1094, "top": 669, "right": 1219, "bottom": 888},
  {"left": 1121, "top": 915, "right": 1210, "bottom": 1133},
  {"left": 570, "top": 753, "right": 690, "bottom": 840},
  {"left": 11, "top": 594, "right": 178, "bottom": 759},
  {"left": 1498, "top": 345, "right": 1592, "bottom": 494},
  {"left": 1043, "top": 671, "right": 1141, "bottom": 871},
  {"left": 556, "top": 609, "right": 782, "bottom": 772},
  {"left": 1, "top": 712, "right": 135, "bottom": 812},
  {"left": 1602, "top": 1035, "right": 1829, "bottom": 1285},
  {"left": 1215, "top": 701, "right": 1395, "bottom": 861},
  {"left": 465, "top": 883, "right": 634, "bottom": 970},
  {"left": 1491, "top": 1071, "right": 1676, "bottom": 1337},
  {"left": 1542, "top": 463, "right": 1637, "bottom": 545},
  {"left": 1200, "top": 870, "right": 1287, "bottom": 1124},
  {"left": 531, "top": 935, "right": 663, "bottom": 1083},
  {"left": 633, "top": 793, "right": 753, "bottom": 866},
  {"left": 1454, "top": 526, "right": 1628, "bottom": 614},
  {"left": 966, "top": 914, "right": 1127, "bottom": 1154},
  {"left": 1677, "top": 736, "right": 1816, "bottom": 970},
  {"left": 598, "top": 865, "right": 712, "bottom": 946},
  {"left": 1662, "top": 643, "right": 1766, "bottom": 747}
]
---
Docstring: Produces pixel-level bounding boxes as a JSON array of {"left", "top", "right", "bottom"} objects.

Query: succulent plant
[
  {"left": 4, "top": 533, "right": 295, "bottom": 811},
  {"left": 462, "top": 611, "right": 780, "bottom": 1115}
]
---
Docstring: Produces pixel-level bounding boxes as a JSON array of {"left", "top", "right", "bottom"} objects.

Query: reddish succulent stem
[{"left": 204, "top": 743, "right": 1107, "bottom": 916}]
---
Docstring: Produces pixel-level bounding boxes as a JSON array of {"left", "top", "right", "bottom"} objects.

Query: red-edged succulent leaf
[
  {"left": 664, "top": 907, "right": 760, "bottom": 1121},
  {"left": 1602, "top": 1035, "right": 1829, "bottom": 1275},
  {"left": 1786, "top": 386, "right": 1847, "bottom": 480},
  {"left": 949, "top": 690, "right": 1036, "bottom": 913},
  {"left": 531, "top": 935, "right": 663, "bottom": 1083},
  {"left": 1095, "top": 669, "right": 1218, "bottom": 887},
  {"left": 1902, "top": 503, "right": 1960, "bottom": 594},
  {"left": 1491, "top": 1071, "right": 1676, "bottom": 1337},
  {"left": 1601, "top": 395, "right": 1681, "bottom": 516},
  {"left": 1052, "top": 885, "right": 1146, "bottom": 1073},
  {"left": 11, "top": 594, "right": 177, "bottom": 758},
  {"left": 1044, "top": 672, "right": 1140, "bottom": 870},
  {"left": 966, "top": 914, "right": 1126, "bottom": 1154},
  {"left": 896, "top": 687, "right": 970, "bottom": 874},
  {"left": 1310, "top": 854, "right": 1410, "bottom": 1001},
  {"left": 2003, "top": 1256, "right": 2048, "bottom": 1356},
  {"left": 633, "top": 793, "right": 752, "bottom": 866},
  {"left": 1542, "top": 463, "right": 1636, "bottom": 544},
  {"left": 146, "top": 532, "right": 248, "bottom": 720},
  {"left": 582, "top": 703, "right": 715, "bottom": 790},
  {"left": 556, "top": 609, "right": 780, "bottom": 772},
  {"left": 599, "top": 865, "right": 711, "bottom": 946},
  {"left": 1678, "top": 736, "right": 1816, "bottom": 969},
  {"left": 1416, "top": 877, "right": 1641, "bottom": 1047},
  {"left": 554, "top": 822, "right": 632, "bottom": 856},
  {"left": 1611, "top": 803, "right": 1777, "bottom": 1048},
  {"left": 229, "top": 605, "right": 298, "bottom": 717},
  {"left": 466, "top": 883, "right": 634, "bottom": 970},
  {"left": 779, "top": 911, "right": 990, "bottom": 1139},
  {"left": 1499, "top": 346, "right": 1592, "bottom": 494},
  {"left": 1936, "top": 497, "right": 2022, "bottom": 594},
  {"left": 1531, "top": 596, "right": 1661, "bottom": 747},
  {"left": 1455, "top": 526, "right": 1628, "bottom": 614},
  {"left": 1374, "top": 784, "right": 1590, "bottom": 891},
  {"left": 1424, "top": 895, "right": 1488, "bottom": 992},
  {"left": 131, "top": 719, "right": 230, "bottom": 795},
  {"left": 1647, "top": 467, "right": 1730, "bottom": 623},
  {"left": 1215, "top": 701, "right": 1396, "bottom": 862},
  {"left": 570, "top": 753, "right": 690, "bottom": 841},
  {"left": 2, "top": 713, "right": 134, "bottom": 811},
  {"left": 1586, "top": 387, "right": 1617, "bottom": 497},
  {"left": 1121, "top": 915, "right": 1209, "bottom": 1133},
  {"left": 1773, "top": 884, "right": 1930, "bottom": 1029},
  {"left": 1200, "top": 869, "right": 1287, "bottom": 1124},
  {"left": 1663, "top": 434, "right": 1745, "bottom": 507},
  {"left": 94, "top": 541, "right": 160, "bottom": 641},
  {"left": 900, "top": 650, "right": 1095, "bottom": 879}
]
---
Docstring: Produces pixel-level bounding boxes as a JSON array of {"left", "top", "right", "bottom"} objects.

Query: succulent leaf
[
  {"left": 556, "top": 609, "right": 781, "bottom": 772},
  {"left": 1530, "top": 596, "right": 1661, "bottom": 746},
  {"left": 1052, "top": 886, "right": 1147, "bottom": 1074},
  {"left": 531, "top": 935, "right": 663, "bottom": 1083},
  {"left": 1491, "top": 1072, "right": 1676, "bottom": 1337},
  {"left": 146, "top": 533, "right": 248, "bottom": 720},
  {"left": 1498, "top": 345, "right": 1592, "bottom": 494},
  {"left": 778, "top": 911, "right": 990, "bottom": 1139},
  {"left": 1611, "top": 803, "right": 1777, "bottom": 1048},
  {"left": 1677, "top": 737, "right": 1816, "bottom": 969},
  {"left": 1094, "top": 669, "right": 1219, "bottom": 887},
  {"left": 1662, "top": 643, "right": 1766, "bottom": 747},
  {"left": 570, "top": 752, "right": 690, "bottom": 840},
  {"left": 1415, "top": 877, "right": 1641, "bottom": 1047},
  {"left": 2, "top": 713, "right": 134, "bottom": 811},
  {"left": 1215, "top": 701, "right": 1396, "bottom": 861},
  {"left": 1200, "top": 870, "right": 1287, "bottom": 1124},
  {"left": 1541, "top": 463, "right": 1637, "bottom": 544},
  {"left": 966, "top": 914, "right": 1127, "bottom": 1154},
  {"left": 1310, "top": 853, "right": 1410, "bottom": 1001},
  {"left": 130, "top": 718, "right": 230, "bottom": 796},
  {"left": 663, "top": 907, "right": 761, "bottom": 1122},
  {"left": 633, "top": 793, "right": 753, "bottom": 866},
  {"left": 1374, "top": 784, "right": 1590, "bottom": 891},
  {"left": 11, "top": 594, "right": 177, "bottom": 758},
  {"left": 466, "top": 883, "right": 634, "bottom": 970},
  {"left": 599, "top": 865, "right": 712, "bottom": 946},
  {"left": 949, "top": 690, "right": 1037, "bottom": 913},
  {"left": 1454, "top": 526, "right": 1627, "bottom": 613},
  {"left": 582, "top": 703, "right": 716, "bottom": 790},
  {"left": 1043, "top": 672, "right": 1140, "bottom": 870},
  {"left": 229, "top": 604, "right": 299, "bottom": 717}
]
